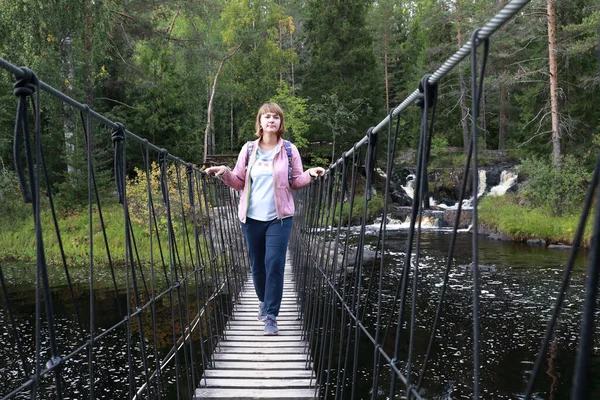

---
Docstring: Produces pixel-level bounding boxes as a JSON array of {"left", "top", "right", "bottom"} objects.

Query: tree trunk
[
  {"left": 290, "top": 31, "right": 295, "bottom": 95},
  {"left": 498, "top": 78, "right": 507, "bottom": 150},
  {"left": 384, "top": 38, "right": 390, "bottom": 113},
  {"left": 547, "top": 0, "right": 561, "bottom": 168},
  {"left": 481, "top": 86, "right": 487, "bottom": 148},
  {"left": 203, "top": 45, "right": 241, "bottom": 164},
  {"left": 84, "top": 1, "right": 94, "bottom": 108},
  {"left": 230, "top": 99, "right": 234, "bottom": 153},
  {"left": 456, "top": 1, "right": 469, "bottom": 153},
  {"left": 60, "top": 31, "right": 75, "bottom": 174},
  {"left": 278, "top": 0, "right": 283, "bottom": 82}
]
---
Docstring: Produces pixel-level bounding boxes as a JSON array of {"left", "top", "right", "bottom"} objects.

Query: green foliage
[
  {"left": 479, "top": 194, "right": 592, "bottom": 247},
  {"left": 0, "top": 161, "right": 29, "bottom": 220},
  {"left": 520, "top": 156, "right": 591, "bottom": 216},
  {"left": 269, "top": 82, "right": 310, "bottom": 149},
  {"left": 310, "top": 93, "right": 361, "bottom": 163},
  {"left": 329, "top": 193, "right": 384, "bottom": 227},
  {"left": 126, "top": 162, "right": 206, "bottom": 235},
  {"left": 302, "top": 0, "right": 383, "bottom": 151}
]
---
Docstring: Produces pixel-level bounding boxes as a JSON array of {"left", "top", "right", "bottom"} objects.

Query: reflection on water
[
  {"left": 0, "top": 263, "right": 226, "bottom": 399},
  {"left": 337, "top": 231, "right": 600, "bottom": 399}
]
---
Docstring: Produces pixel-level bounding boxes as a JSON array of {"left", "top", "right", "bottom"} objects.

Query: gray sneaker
[
  {"left": 258, "top": 302, "right": 267, "bottom": 321},
  {"left": 263, "top": 315, "right": 278, "bottom": 336}
]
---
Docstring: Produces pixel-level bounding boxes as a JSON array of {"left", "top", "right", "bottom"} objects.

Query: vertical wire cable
[
  {"left": 388, "top": 78, "right": 430, "bottom": 399},
  {"left": 192, "top": 171, "right": 209, "bottom": 387},
  {"left": 144, "top": 144, "right": 164, "bottom": 398},
  {"left": 316, "top": 165, "right": 340, "bottom": 398},
  {"left": 29, "top": 72, "right": 65, "bottom": 398},
  {"left": 417, "top": 123, "right": 475, "bottom": 391},
  {"left": 171, "top": 161, "right": 194, "bottom": 396},
  {"left": 125, "top": 130, "right": 152, "bottom": 396},
  {"left": 350, "top": 129, "right": 378, "bottom": 400},
  {"left": 340, "top": 146, "right": 360, "bottom": 400},
  {"left": 41, "top": 116, "right": 87, "bottom": 340},
  {"left": 371, "top": 112, "right": 401, "bottom": 398},
  {"left": 83, "top": 106, "right": 95, "bottom": 399},
  {"left": 469, "top": 29, "right": 490, "bottom": 399},
  {"left": 160, "top": 153, "right": 182, "bottom": 399},
  {"left": 321, "top": 165, "right": 343, "bottom": 400},
  {"left": 523, "top": 158, "right": 600, "bottom": 398},
  {"left": 326, "top": 162, "right": 350, "bottom": 398},
  {"left": 570, "top": 166, "right": 600, "bottom": 398}
]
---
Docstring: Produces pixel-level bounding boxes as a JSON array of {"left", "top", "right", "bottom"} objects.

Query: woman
[{"left": 205, "top": 102, "right": 324, "bottom": 335}]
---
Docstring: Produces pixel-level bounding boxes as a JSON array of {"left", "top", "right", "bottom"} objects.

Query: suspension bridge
[{"left": 1, "top": 0, "right": 599, "bottom": 398}]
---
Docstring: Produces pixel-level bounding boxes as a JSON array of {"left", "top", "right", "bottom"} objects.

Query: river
[{"left": 1, "top": 231, "right": 599, "bottom": 399}]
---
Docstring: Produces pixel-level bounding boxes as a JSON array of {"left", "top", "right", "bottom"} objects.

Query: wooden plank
[
  {"left": 213, "top": 346, "right": 307, "bottom": 354},
  {"left": 198, "top": 378, "right": 313, "bottom": 388},
  {"left": 212, "top": 353, "right": 309, "bottom": 362},
  {"left": 222, "top": 334, "right": 304, "bottom": 341},
  {"left": 198, "top": 268, "right": 317, "bottom": 400},
  {"left": 222, "top": 329, "right": 304, "bottom": 336},
  {"left": 232, "top": 315, "right": 300, "bottom": 321},
  {"left": 210, "top": 361, "right": 312, "bottom": 370},
  {"left": 217, "top": 341, "right": 305, "bottom": 348},
  {"left": 228, "top": 320, "right": 301, "bottom": 326},
  {"left": 203, "top": 370, "right": 314, "bottom": 379},
  {"left": 195, "top": 388, "right": 316, "bottom": 399}
]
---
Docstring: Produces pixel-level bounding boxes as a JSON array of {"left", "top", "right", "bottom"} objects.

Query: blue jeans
[{"left": 241, "top": 217, "right": 292, "bottom": 317}]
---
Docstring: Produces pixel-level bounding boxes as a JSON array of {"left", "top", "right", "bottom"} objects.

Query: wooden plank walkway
[{"left": 195, "top": 267, "right": 318, "bottom": 399}]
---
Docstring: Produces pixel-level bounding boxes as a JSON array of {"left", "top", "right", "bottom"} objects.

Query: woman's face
[{"left": 260, "top": 112, "right": 281, "bottom": 135}]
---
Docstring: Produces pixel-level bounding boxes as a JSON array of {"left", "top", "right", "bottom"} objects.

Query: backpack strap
[
  {"left": 246, "top": 140, "right": 293, "bottom": 186},
  {"left": 246, "top": 141, "right": 255, "bottom": 169},
  {"left": 284, "top": 140, "right": 293, "bottom": 186}
]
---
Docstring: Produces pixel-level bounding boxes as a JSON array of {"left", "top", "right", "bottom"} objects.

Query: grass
[
  {"left": 479, "top": 194, "right": 593, "bottom": 248},
  {"left": 0, "top": 200, "right": 213, "bottom": 268}
]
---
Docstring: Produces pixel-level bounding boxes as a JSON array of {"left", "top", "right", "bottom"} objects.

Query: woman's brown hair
[{"left": 254, "top": 102, "right": 286, "bottom": 137}]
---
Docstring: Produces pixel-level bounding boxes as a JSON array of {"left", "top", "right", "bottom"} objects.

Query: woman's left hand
[{"left": 308, "top": 167, "right": 325, "bottom": 178}]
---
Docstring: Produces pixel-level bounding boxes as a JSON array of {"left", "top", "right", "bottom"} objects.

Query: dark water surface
[
  {"left": 1, "top": 231, "right": 599, "bottom": 399},
  {"left": 341, "top": 230, "right": 600, "bottom": 399}
]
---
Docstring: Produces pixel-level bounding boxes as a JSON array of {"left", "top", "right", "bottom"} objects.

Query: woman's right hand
[{"left": 205, "top": 165, "right": 227, "bottom": 177}]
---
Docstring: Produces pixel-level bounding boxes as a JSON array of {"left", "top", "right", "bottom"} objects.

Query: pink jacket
[{"left": 221, "top": 137, "right": 314, "bottom": 223}]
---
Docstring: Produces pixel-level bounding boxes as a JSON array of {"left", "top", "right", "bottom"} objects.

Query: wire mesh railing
[
  {"left": 290, "top": 0, "right": 600, "bottom": 399},
  {"left": 0, "top": 62, "right": 249, "bottom": 399}
]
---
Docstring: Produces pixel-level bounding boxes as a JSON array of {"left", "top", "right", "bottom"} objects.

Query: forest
[{"left": 0, "top": 0, "right": 598, "bottom": 214}]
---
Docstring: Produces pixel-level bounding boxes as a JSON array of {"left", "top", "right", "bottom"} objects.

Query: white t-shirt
[{"left": 247, "top": 147, "right": 277, "bottom": 221}]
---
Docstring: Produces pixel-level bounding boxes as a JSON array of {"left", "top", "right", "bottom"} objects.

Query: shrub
[
  {"left": 126, "top": 162, "right": 206, "bottom": 235},
  {"left": 330, "top": 193, "right": 384, "bottom": 226},
  {"left": 520, "top": 155, "right": 590, "bottom": 216}
]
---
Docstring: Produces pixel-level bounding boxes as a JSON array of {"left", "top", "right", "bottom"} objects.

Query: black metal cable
[
  {"left": 340, "top": 145, "right": 360, "bottom": 400},
  {"left": 82, "top": 105, "right": 97, "bottom": 399},
  {"left": 371, "top": 112, "right": 401, "bottom": 399},
  {"left": 386, "top": 80, "right": 428, "bottom": 398},
  {"left": 417, "top": 122, "right": 475, "bottom": 391},
  {"left": 570, "top": 168, "right": 600, "bottom": 398},
  {"left": 144, "top": 142, "right": 165, "bottom": 398},
  {"left": 470, "top": 29, "right": 490, "bottom": 399},
  {"left": 13, "top": 67, "right": 65, "bottom": 399}
]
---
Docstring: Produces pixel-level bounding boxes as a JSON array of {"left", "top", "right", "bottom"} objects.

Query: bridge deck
[{"left": 195, "top": 267, "right": 318, "bottom": 399}]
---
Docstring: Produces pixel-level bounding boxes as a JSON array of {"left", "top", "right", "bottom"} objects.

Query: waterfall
[
  {"left": 401, "top": 174, "right": 416, "bottom": 199},
  {"left": 489, "top": 170, "right": 517, "bottom": 196}
]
